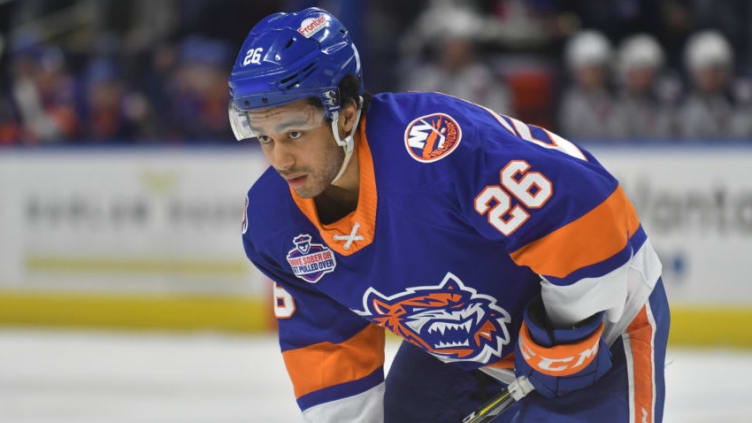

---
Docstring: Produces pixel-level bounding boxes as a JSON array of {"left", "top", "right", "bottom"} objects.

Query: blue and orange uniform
[{"left": 242, "top": 91, "right": 669, "bottom": 422}]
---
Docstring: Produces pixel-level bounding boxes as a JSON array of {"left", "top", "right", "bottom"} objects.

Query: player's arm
[
  {"left": 506, "top": 181, "right": 641, "bottom": 398},
  {"left": 272, "top": 278, "right": 386, "bottom": 421},
  {"left": 455, "top": 111, "right": 661, "bottom": 397},
  {"left": 496, "top": 136, "right": 660, "bottom": 397},
  {"left": 473, "top": 167, "right": 632, "bottom": 398},
  {"left": 243, "top": 236, "right": 386, "bottom": 422}
]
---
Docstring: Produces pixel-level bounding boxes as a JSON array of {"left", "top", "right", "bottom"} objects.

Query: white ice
[{"left": 0, "top": 329, "right": 749, "bottom": 423}]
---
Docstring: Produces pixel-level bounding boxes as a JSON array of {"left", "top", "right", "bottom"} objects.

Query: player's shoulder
[
  {"left": 369, "top": 91, "right": 488, "bottom": 135},
  {"left": 371, "top": 91, "right": 477, "bottom": 112},
  {"left": 362, "top": 92, "right": 473, "bottom": 190},
  {"left": 365, "top": 92, "right": 545, "bottom": 182},
  {"left": 367, "top": 91, "right": 532, "bottom": 161}
]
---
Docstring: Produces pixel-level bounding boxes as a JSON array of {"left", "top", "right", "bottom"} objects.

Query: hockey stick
[{"left": 461, "top": 376, "right": 535, "bottom": 423}]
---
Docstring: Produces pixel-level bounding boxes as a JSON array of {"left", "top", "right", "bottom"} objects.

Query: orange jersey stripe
[
  {"left": 626, "top": 305, "right": 656, "bottom": 423},
  {"left": 509, "top": 185, "right": 640, "bottom": 278},
  {"left": 282, "top": 323, "right": 385, "bottom": 399}
]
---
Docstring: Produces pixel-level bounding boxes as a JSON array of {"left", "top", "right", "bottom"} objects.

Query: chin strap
[{"left": 330, "top": 97, "right": 363, "bottom": 184}]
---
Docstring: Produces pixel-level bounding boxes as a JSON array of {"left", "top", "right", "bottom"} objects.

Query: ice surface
[{"left": 0, "top": 330, "right": 749, "bottom": 422}]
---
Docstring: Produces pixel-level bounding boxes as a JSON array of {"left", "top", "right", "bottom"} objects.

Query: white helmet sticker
[{"left": 298, "top": 16, "right": 327, "bottom": 38}]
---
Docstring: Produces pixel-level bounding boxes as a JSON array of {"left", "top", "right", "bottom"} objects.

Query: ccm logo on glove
[{"left": 518, "top": 320, "right": 604, "bottom": 376}]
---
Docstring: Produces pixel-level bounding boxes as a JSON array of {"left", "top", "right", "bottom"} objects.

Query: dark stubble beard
[{"left": 293, "top": 145, "right": 345, "bottom": 199}]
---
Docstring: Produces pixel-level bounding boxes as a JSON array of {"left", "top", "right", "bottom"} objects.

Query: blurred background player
[
  {"left": 558, "top": 30, "right": 617, "bottom": 140},
  {"left": 610, "top": 33, "right": 676, "bottom": 139},
  {"left": 9, "top": 43, "right": 78, "bottom": 143},
  {"left": 676, "top": 30, "right": 750, "bottom": 140},
  {"left": 398, "top": 3, "right": 511, "bottom": 115}
]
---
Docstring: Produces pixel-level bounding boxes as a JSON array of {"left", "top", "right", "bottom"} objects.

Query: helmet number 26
[
  {"left": 474, "top": 160, "right": 553, "bottom": 236},
  {"left": 243, "top": 47, "right": 264, "bottom": 66}
]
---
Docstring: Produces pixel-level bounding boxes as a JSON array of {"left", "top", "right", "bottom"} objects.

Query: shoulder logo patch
[
  {"left": 286, "top": 234, "right": 336, "bottom": 283},
  {"left": 404, "top": 113, "right": 462, "bottom": 163}
]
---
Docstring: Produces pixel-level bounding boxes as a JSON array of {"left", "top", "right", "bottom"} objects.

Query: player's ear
[{"left": 337, "top": 98, "right": 359, "bottom": 137}]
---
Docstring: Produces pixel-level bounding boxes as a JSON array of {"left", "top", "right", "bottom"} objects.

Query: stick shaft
[
  {"left": 461, "top": 389, "right": 515, "bottom": 423},
  {"left": 461, "top": 376, "right": 535, "bottom": 423}
]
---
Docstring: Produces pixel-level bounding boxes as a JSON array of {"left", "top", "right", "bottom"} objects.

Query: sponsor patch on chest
[{"left": 286, "top": 234, "right": 336, "bottom": 283}]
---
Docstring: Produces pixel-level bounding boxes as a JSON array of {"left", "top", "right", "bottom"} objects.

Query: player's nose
[{"left": 269, "top": 142, "right": 296, "bottom": 172}]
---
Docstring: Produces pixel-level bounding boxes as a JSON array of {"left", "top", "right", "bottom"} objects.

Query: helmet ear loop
[{"left": 330, "top": 96, "right": 363, "bottom": 184}]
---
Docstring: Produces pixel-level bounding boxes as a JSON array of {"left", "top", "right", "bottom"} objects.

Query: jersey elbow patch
[
  {"left": 509, "top": 185, "right": 641, "bottom": 278},
  {"left": 282, "top": 323, "right": 385, "bottom": 403}
]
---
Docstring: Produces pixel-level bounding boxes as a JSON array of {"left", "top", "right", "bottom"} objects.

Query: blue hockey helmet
[{"left": 228, "top": 7, "right": 363, "bottom": 141}]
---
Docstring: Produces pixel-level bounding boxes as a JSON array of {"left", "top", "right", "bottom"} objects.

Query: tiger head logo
[{"left": 355, "top": 272, "right": 511, "bottom": 364}]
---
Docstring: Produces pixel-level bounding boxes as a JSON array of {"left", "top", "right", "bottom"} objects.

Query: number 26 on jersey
[{"left": 474, "top": 160, "right": 553, "bottom": 236}]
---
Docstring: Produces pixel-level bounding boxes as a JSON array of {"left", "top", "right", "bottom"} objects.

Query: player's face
[
  {"left": 248, "top": 99, "right": 344, "bottom": 198},
  {"left": 576, "top": 64, "right": 606, "bottom": 90},
  {"left": 625, "top": 67, "right": 655, "bottom": 94},
  {"left": 695, "top": 65, "right": 728, "bottom": 94}
]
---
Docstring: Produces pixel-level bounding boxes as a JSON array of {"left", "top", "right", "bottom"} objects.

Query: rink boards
[{"left": 0, "top": 143, "right": 750, "bottom": 346}]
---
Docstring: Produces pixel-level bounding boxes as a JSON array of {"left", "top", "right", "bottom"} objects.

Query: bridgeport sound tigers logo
[
  {"left": 404, "top": 113, "right": 462, "bottom": 162},
  {"left": 354, "top": 272, "right": 511, "bottom": 364}
]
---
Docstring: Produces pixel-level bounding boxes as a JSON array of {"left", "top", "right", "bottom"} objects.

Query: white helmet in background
[
  {"left": 685, "top": 30, "right": 733, "bottom": 71},
  {"left": 565, "top": 30, "right": 612, "bottom": 71},
  {"left": 617, "top": 34, "right": 664, "bottom": 73},
  {"left": 415, "top": 4, "right": 481, "bottom": 43}
]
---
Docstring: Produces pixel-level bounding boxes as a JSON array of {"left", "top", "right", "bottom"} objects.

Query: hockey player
[
  {"left": 230, "top": 8, "right": 669, "bottom": 423},
  {"left": 610, "top": 34, "right": 675, "bottom": 139},
  {"left": 558, "top": 30, "right": 618, "bottom": 140},
  {"left": 676, "top": 30, "right": 751, "bottom": 139}
]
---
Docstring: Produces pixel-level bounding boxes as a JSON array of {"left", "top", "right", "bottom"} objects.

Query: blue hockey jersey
[{"left": 241, "top": 92, "right": 662, "bottom": 421}]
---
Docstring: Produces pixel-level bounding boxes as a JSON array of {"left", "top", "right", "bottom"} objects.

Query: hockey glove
[{"left": 514, "top": 295, "right": 612, "bottom": 398}]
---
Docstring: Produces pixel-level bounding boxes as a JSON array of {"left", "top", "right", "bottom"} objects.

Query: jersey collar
[{"left": 290, "top": 117, "right": 376, "bottom": 256}]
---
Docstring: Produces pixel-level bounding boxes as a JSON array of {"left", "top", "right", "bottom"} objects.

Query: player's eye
[
  {"left": 257, "top": 135, "right": 272, "bottom": 144},
  {"left": 289, "top": 131, "right": 302, "bottom": 140}
]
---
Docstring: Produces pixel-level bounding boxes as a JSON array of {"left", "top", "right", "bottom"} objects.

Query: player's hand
[{"left": 513, "top": 296, "right": 612, "bottom": 398}]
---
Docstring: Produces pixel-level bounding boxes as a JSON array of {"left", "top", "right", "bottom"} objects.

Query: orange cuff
[{"left": 517, "top": 321, "right": 604, "bottom": 377}]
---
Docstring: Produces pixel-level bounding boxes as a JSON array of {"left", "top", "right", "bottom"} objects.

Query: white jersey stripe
[
  {"left": 481, "top": 106, "right": 517, "bottom": 136},
  {"left": 646, "top": 302, "right": 657, "bottom": 423},
  {"left": 302, "top": 382, "right": 385, "bottom": 423},
  {"left": 540, "top": 238, "right": 661, "bottom": 335},
  {"left": 622, "top": 330, "right": 636, "bottom": 422},
  {"left": 507, "top": 115, "right": 533, "bottom": 141}
]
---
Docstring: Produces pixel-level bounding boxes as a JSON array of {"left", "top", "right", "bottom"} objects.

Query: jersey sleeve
[
  {"left": 243, "top": 227, "right": 385, "bottom": 422},
  {"left": 452, "top": 109, "right": 662, "bottom": 341}
]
